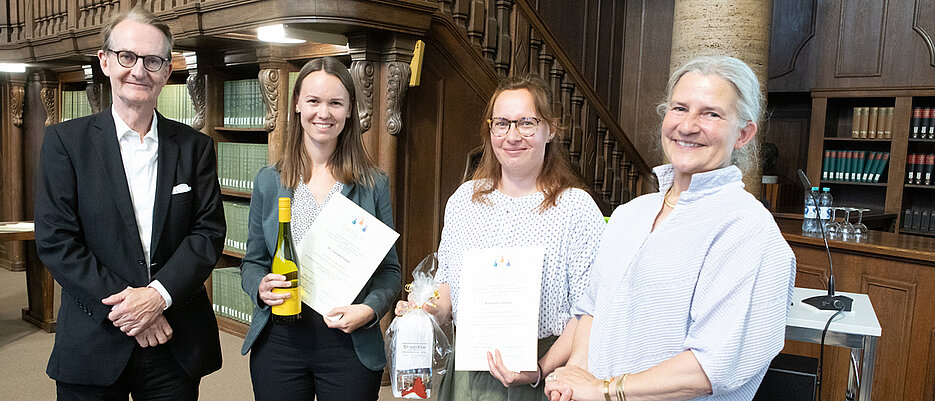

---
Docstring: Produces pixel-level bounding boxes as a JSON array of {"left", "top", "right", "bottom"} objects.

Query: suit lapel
[
  {"left": 150, "top": 112, "right": 178, "bottom": 256},
  {"left": 90, "top": 110, "right": 142, "bottom": 243}
]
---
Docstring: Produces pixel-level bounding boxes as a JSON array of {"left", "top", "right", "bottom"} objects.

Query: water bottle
[
  {"left": 818, "top": 187, "right": 833, "bottom": 233},
  {"left": 802, "top": 186, "right": 819, "bottom": 235}
]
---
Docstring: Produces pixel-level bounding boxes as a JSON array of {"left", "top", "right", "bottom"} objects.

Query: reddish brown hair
[{"left": 471, "top": 74, "right": 585, "bottom": 211}]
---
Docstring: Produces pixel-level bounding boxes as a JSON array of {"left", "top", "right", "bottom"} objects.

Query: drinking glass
[
  {"left": 853, "top": 208, "right": 869, "bottom": 241},
  {"left": 825, "top": 207, "right": 842, "bottom": 240},
  {"left": 840, "top": 208, "right": 856, "bottom": 241}
]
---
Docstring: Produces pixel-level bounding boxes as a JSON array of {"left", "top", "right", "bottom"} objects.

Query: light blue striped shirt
[{"left": 577, "top": 165, "right": 796, "bottom": 400}]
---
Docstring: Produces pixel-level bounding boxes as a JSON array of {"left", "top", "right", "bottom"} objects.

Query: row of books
[
  {"left": 850, "top": 107, "right": 894, "bottom": 139},
  {"left": 217, "top": 142, "right": 268, "bottom": 193},
  {"left": 821, "top": 150, "right": 890, "bottom": 182},
  {"left": 212, "top": 267, "right": 253, "bottom": 324},
  {"left": 156, "top": 84, "right": 197, "bottom": 127},
  {"left": 907, "top": 153, "right": 935, "bottom": 185},
  {"left": 223, "top": 79, "right": 265, "bottom": 128},
  {"left": 911, "top": 107, "right": 935, "bottom": 139},
  {"left": 903, "top": 208, "right": 935, "bottom": 233},
  {"left": 222, "top": 201, "right": 249, "bottom": 255},
  {"left": 60, "top": 90, "right": 93, "bottom": 122}
]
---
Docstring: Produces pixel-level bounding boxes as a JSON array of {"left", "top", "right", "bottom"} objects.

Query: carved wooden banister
[{"left": 436, "top": 0, "right": 655, "bottom": 208}]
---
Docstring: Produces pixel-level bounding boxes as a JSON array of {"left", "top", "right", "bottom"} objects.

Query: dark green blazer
[{"left": 239, "top": 165, "right": 401, "bottom": 371}]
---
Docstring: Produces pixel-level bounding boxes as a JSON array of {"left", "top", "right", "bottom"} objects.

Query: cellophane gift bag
[{"left": 385, "top": 253, "right": 453, "bottom": 399}]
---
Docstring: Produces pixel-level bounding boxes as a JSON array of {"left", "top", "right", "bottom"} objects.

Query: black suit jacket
[{"left": 35, "top": 109, "right": 225, "bottom": 386}]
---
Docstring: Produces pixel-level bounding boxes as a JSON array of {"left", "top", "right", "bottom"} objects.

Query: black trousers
[
  {"left": 56, "top": 344, "right": 200, "bottom": 401},
  {"left": 249, "top": 305, "right": 382, "bottom": 401}
]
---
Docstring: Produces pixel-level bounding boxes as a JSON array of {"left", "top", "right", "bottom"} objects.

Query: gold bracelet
[
  {"left": 615, "top": 373, "right": 629, "bottom": 401},
  {"left": 603, "top": 377, "right": 612, "bottom": 401}
]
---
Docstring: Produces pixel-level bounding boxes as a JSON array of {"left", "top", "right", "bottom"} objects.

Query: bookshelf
[{"left": 806, "top": 88, "right": 935, "bottom": 237}]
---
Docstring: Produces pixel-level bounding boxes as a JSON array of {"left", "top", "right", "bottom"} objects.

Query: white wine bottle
[{"left": 272, "top": 197, "right": 301, "bottom": 324}]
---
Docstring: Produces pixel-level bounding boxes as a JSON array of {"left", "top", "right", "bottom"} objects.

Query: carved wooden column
[
  {"left": 0, "top": 73, "right": 27, "bottom": 271},
  {"left": 83, "top": 63, "right": 110, "bottom": 114},
  {"left": 256, "top": 46, "right": 289, "bottom": 164},
  {"left": 670, "top": 0, "right": 772, "bottom": 198}
]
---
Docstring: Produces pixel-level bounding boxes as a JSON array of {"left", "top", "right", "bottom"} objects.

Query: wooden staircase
[{"left": 432, "top": 0, "right": 656, "bottom": 211}]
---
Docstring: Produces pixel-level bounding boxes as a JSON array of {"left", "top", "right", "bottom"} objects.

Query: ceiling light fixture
[{"left": 257, "top": 24, "right": 306, "bottom": 44}]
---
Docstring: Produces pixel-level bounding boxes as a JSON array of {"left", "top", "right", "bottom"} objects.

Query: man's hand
[
  {"left": 134, "top": 315, "right": 173, "bottom": 347},
  {"left": 102, "top": 287, "right": 165, "bottom": 336},
  {"left": 323, "top": 304, "right": 376, "bottom": 334}
]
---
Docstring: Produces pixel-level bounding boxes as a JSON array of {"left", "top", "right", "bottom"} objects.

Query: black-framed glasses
[
  {"left": 487, "top": 117, "right": 541, "bottom": 137},
  {"left": 107, "top": 49, "right": 168, "bottom": 72}
]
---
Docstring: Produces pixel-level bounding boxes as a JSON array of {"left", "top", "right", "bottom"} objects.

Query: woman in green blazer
[{"left": 239, "top": 57, "right": 400, "bottom": 401}]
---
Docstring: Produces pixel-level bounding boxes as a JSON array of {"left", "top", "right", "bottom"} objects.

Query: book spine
[
  {"left": 929, "top": 108, "right": 935, "bottom": 139},
  {"left": 858, "top": 107, "right": 870, "bottom": 138},
  {"left": 852, "top": 107, "right": 861, "bottom": 138},
  {"left": 912, "top": 209, "right": 922, "bottom": 230},
  {"left": 823, "top": 150, "right": 831, "bottom": 180},
  {"left": 904, "top": 209, "right": 913, "bottom": 230},
  {"left": 867, "top": 107, "right": 878, "bottom": 138},
  {"left": 907, "top": 153, "right": 916, "bottom": 184},
  {"left": 923, "top": 210, "right": 932, "bottom": 233},
  {"left": 925, "top": 154, "right": 934, "bottom": 185},
  {"left": 874, "top": 152, "right": 889, "bottom": 183},
  {"left": 921, "top": 108, "right": 932, "bottom": 139},
  {"left": 884, "top": 107, "right": 893, "bottom": 139}
]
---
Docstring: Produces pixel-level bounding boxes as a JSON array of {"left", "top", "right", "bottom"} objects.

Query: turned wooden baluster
[
  {"left": 482, "top": 0, "right": 497, "bottom": 64},
  {"left": 559, "top": 75, "right": 573, "bottom": 155},
  {"left": 527, "top": 34, "right": 542, "bottom": 77},
  {"left": 537, "top": 43, "right": 553, "bottom": 82},
  {"left": 579, "top": 102, "right": 596, "bottom": 186},
  {"left": 493, "top": 0, "right": 511, "bottom": 75},
  {"left": 437, "top": 0, "right": 453, "bottom": 14},
  {"left": 569, "top": 89, "right": 584, "bottom": 169},
  {"left": 452, "top": 0, "right": 469, "bottom": 31},
  {"left": 466, "top": 0, "right": 485, "bottom": 46},
  {"left": 548, "top": 61, "right": 563, "bottom": 127},
  {"left": 619, "top": 153, "right": 632, "bottom": 203},
  {"left": 592, "top": 121, "right": 606, "bottom": 195},
  {"left": 601, "top": 123, "right": 614, "bottom": 203},
  {"left": 627, "top": 160, "right": 641, "bottom": 203},
  {"left": 611, "top": 143, "right": 623, "bottom": 206}
]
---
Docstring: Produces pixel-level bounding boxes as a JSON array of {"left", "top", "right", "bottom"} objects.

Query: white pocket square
[{"left": 171, "top": 183, "right": 191, "bottom": 195}]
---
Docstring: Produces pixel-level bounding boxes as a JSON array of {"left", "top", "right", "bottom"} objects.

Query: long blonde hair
[{"left": 276, "top": 57, "right": 378, "bottom": 189}]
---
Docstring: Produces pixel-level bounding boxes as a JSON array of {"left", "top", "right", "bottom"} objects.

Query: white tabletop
[{"left": 787, "top": 287, "right": 882, "bottom": 337}]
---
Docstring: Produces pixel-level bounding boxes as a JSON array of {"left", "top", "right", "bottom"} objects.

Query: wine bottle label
[{"left": 272, "top": 287, "right": 301, "bottom": 316}]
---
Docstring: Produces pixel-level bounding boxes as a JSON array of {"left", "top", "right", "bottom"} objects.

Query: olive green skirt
[{"left": 436, "top": 336, "right": 558, "bottom": 401}]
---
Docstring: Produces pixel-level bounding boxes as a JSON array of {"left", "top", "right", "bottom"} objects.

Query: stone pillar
[{"left": 669, "top": 0, "right": 772, "bottom": 198}]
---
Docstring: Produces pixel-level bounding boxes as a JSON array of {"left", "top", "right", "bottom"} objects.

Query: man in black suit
[{"left": 34, "top": 7, "right": 224, "bottom": 400}]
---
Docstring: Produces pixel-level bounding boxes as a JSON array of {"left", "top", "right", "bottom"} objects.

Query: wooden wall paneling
[
  {"left": 769, "top": 0, "right": 817, "bottom": 82},
  {"left": 912, "top": 0, "right": 935, "bottom": 69},
  {"left": 860, "top": 274, "right": 917, "bottom": 401},
  {"left": 927, "top": 329, "right": 935, "bottom": 401},
  {"left": 834, "top": 0, "right": 887, "bottom": 78}
]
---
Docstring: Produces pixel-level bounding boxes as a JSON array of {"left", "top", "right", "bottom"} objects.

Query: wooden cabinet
[{"left": 806, "top": 87, "right": 935, "bottom": 237}]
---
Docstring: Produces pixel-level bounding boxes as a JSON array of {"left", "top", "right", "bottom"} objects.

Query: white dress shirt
[{"left": 113, "top": 107, "right": 172, "bottom": 308}]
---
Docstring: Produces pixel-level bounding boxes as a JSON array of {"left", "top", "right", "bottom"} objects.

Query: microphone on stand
[{"left": 797, "top": 169, "right": 853, "bottom": 311}]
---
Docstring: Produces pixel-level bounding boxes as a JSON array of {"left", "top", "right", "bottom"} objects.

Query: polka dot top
[
  {"left": 291, "top": 180, "right": 344, "bottom": 245},
  {"left": 434, "top": 180, "right": 605, "bottom": 338}
]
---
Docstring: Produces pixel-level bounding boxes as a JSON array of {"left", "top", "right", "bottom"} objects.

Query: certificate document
[
  {"left": 298, "top": 193, "right": 399, "bottom": 316},
  {"left": 454, "top": 247, "right": 544, "bottom": 372}
]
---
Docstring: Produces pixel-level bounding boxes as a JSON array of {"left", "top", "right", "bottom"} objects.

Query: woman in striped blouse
[{"left": 544, "top": 55, "right": 797, "bottom": 401}]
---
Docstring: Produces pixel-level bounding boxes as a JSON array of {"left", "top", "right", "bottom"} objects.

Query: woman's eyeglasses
[{"left": 487, "top": 117, "right": 541, "bottom": 137}]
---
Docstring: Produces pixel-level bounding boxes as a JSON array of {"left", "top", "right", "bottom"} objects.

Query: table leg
[
  {"left": 859, "top": 336, "right": 877, "bottom": 401},
  {"left": 21, "top": 240, "right": 55, "bottom": 332}
]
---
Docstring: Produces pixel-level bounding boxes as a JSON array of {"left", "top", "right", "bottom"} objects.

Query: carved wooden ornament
[
  {"left": 41, "top": 87, "right": 57, "bottom": 127},
  {"left": 11, "top": 85, "right": 25, "bottom": 127},
  {"left": 259, "top": 69, "right": 280, "bottom": 132},
  {"left": 187, "top": 72, "right": 206, "bottom": 130},
  {"left": 385, "top": 62, "right": 411, "bottom": 136},
  {"left": 351, "top": 60, "right": 374, "bottom": 133}
]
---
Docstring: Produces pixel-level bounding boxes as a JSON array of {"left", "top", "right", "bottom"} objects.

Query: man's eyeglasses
[
  {"left": 107, "top": 49, "right": 168, "bottom": 72},
  {"left": 487, "top": 117, "right": 541, "bottom": 137}
]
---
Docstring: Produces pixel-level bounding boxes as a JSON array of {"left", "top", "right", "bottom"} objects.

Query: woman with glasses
[
  {"left": 396, "top": 75, "right": 605, "bottom": 400},
  {"left": 543, "top": 56, "right": 796, "bottom": 401}
]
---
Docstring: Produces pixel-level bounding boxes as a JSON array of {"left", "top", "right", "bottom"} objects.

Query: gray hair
[
  {"left": 100, "top": 6, "right": 173, "bottom": 59},
  {"left": 655, "top": 55, "right": 762, "bottom": 174}
]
